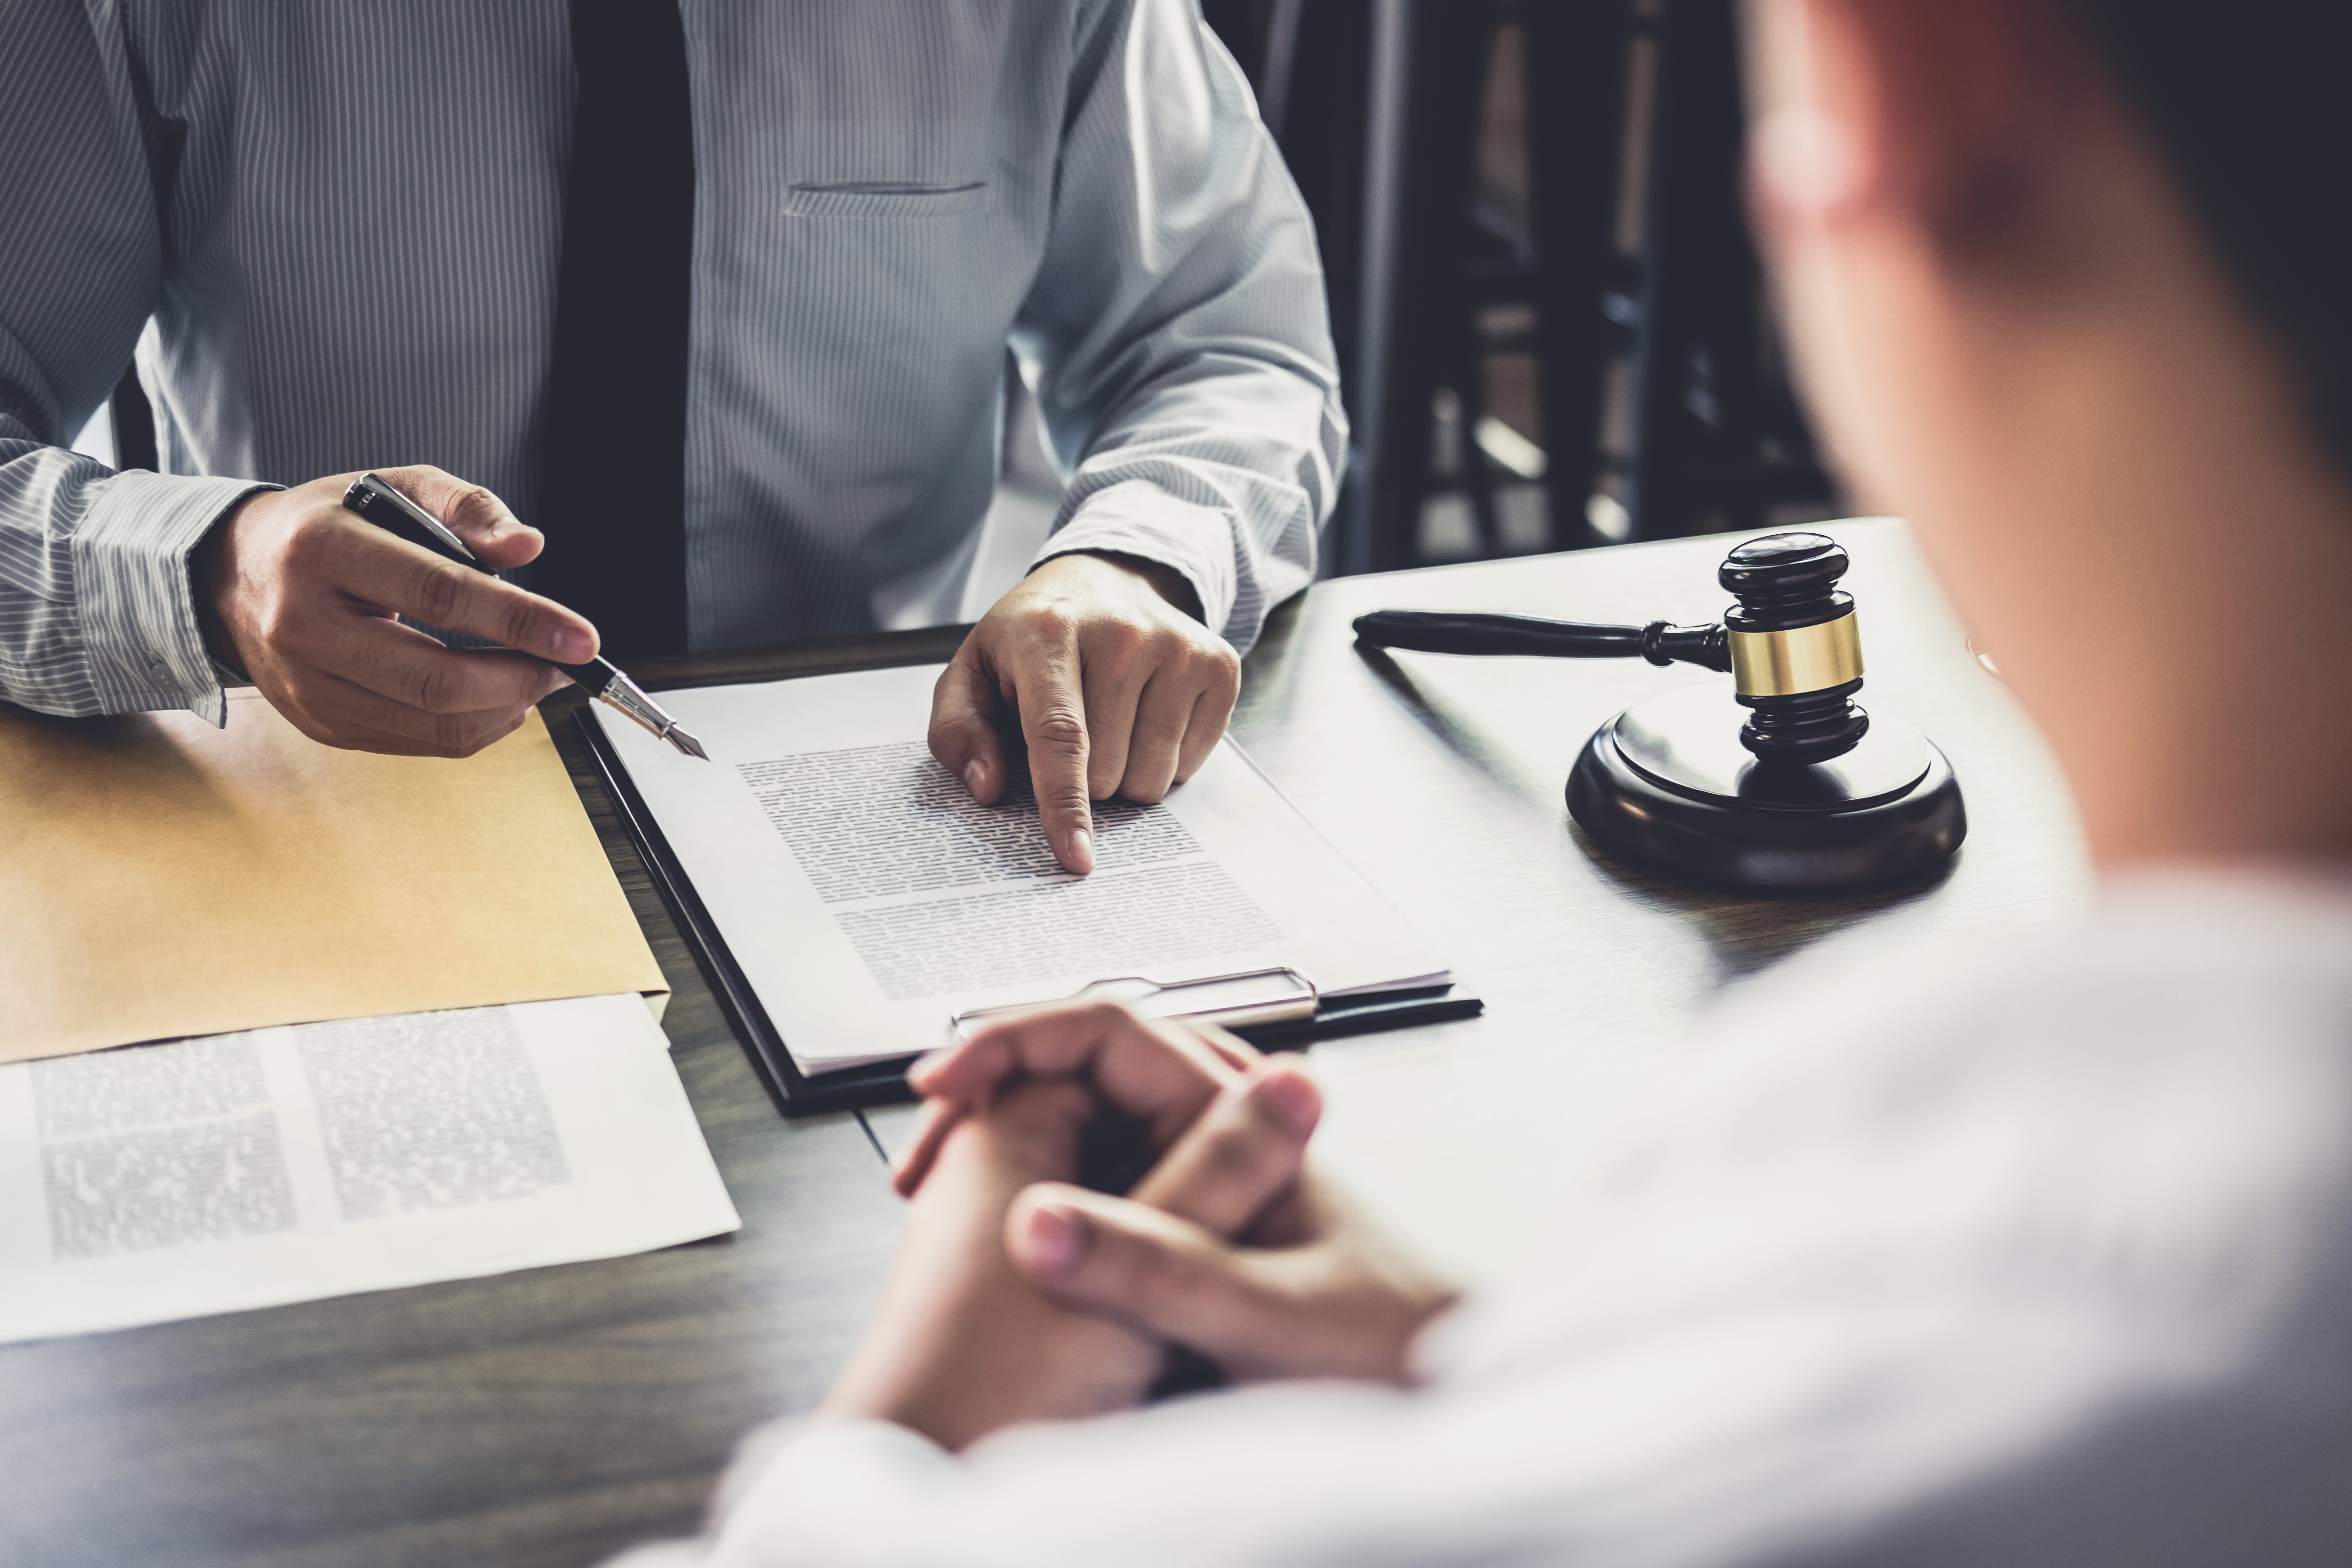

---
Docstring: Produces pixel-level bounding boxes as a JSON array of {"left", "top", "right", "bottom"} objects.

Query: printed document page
[
  {"left": 592, "top": 663, "right": 1447, "bottom": 1074},
  {"left": 0, "top": 994, "right": 738, "bottom": 1346}
]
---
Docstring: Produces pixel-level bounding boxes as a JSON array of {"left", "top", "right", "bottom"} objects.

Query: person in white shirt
[{"left": 615, "top": 0, "right": 2352, "bottom": 1562}]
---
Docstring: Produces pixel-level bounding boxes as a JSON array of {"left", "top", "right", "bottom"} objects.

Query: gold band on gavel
[{"left": 1727, "top": 610, "right": 1865, "bottom": 697}]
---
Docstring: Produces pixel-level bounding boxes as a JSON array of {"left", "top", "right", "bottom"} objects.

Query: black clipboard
[{"left": 577, "top": 709, "right": 1483, "bottom": 1116}]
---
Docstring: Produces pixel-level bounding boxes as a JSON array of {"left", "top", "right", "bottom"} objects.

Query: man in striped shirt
[{"left": 0, "top": 0, "right": 1340, "bottom": 874}]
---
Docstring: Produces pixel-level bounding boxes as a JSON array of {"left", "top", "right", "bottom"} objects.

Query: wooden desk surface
[{"left": 0, "top": 520, "right": 2088, "bottom": 1568}]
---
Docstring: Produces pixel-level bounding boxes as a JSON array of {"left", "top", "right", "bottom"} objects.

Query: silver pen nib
[{"left": 594, "top": 668, "right": 710, "bottom": 761}]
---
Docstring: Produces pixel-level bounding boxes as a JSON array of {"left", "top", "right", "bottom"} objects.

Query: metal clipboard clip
[{"left": 949, "top": 966, "right": 1319, "bottom": 1040}]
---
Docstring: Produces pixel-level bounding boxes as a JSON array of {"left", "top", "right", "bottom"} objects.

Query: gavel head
[{"left": 1718, "top": 533, "right": 1869, "bottom": 764}]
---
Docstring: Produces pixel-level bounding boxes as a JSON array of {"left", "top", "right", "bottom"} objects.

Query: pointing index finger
[{"left": 1015, "top": 645, "right": 1095, "bottom": 875}]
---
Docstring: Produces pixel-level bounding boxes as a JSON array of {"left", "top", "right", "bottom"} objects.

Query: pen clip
[{"left": 344, "top": 474, "right": 480, "bottom": 565}]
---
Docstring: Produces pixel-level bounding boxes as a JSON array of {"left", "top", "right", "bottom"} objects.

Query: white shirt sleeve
[
  {"left": 614, "top": 1384, "right": 1574, "bottom": 1568},
  {"left": 1014, "top": 0, "right": 1344, "bottom": 653},
  {"left": 0, "top": 2, "right": 272, "bottom": 723},
  {"left": 608, "top": 876, "right": 2352, "bottom": 1568}
]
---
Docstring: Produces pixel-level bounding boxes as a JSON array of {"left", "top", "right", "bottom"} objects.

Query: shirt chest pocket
[{"left": 784, "top": 181, "right": 989, "bottom": 220}]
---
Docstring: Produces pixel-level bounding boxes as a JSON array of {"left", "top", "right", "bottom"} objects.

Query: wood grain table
[{"left": 0, "top": 519, "right": 2089, "bottom": 1568}]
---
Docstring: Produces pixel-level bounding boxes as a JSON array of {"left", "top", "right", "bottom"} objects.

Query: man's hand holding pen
[{"left": 196, "top": 467, "right": 596, "bottom": 758}]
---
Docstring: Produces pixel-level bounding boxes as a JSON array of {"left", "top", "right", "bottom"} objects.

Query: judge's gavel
[
  {"left": 1355, "top": 533, "right": 1869, "bottom": 767},
  {"left": 1352, "top": 533, "right": 1963, "bottom": 892}
]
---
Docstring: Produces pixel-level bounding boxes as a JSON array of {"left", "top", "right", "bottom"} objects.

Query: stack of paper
[
  {"left": 0, "top": 994, "right": 737, "bottom": 1345},
  {"left": 0, "top": 693, "right": 718, "bottom": 1344}
]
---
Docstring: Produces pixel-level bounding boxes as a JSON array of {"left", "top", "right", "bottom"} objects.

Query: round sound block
[{"left": 1567, "top": 684, "right": 1966, "bottom": 892}]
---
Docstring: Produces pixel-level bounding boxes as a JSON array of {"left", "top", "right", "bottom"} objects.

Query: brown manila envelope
[{"left": 1, "top": 690, "right": 668, "bottom": 1065}]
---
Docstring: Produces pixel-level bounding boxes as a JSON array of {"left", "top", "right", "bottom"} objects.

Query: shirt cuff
[
  {"left": 1035, "top": 480, "right": 1240, "bottom": 640},
  {"left": 73, "top": 470, "right": 280, "bottom": 726},
  {"left": 706, "top": 1417, "right": 956, "bottom": 1558}
]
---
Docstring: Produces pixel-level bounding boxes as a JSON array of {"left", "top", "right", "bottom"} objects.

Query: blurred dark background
[{"left": 1201, "top": 0, "right": 1846, "bottom": 577}]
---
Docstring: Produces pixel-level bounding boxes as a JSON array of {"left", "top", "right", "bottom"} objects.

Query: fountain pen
[{"left": 339, "top": 473, "right": 709, "bottom": 759}]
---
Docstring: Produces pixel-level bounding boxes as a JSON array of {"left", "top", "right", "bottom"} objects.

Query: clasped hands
[
  {"left": 201, "top": 467, "right": 1237, "bottom": 871},
  {"left": 819, "top": 1004, "right": 1458, "bottom": 1452}
]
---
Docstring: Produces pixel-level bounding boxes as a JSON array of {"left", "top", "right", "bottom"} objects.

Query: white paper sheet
[
  {"left": 593, "top": 663, "right": 1448, "bottom": 1074},
  {"left": 0, "top": 994, "right": 739, "bottom": 1345}
]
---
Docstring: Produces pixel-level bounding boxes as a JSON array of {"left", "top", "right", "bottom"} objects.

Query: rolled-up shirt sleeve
[
  {"left": 1014, "top": 0, "right": 1345, "bottom": 653},
  {"left": 0, "top": 0, "right": 266, "bottom": 724}
]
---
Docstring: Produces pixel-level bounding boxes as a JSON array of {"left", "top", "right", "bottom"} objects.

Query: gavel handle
[{"left": 1351, "top": 610, "right": 1732, "bottom": 673}]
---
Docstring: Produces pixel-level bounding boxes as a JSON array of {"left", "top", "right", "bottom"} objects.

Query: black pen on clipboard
[{"left": 339, "top": 472, "right": 710, "bottom": 759}]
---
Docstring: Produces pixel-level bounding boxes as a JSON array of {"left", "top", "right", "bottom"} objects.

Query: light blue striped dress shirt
[{"left": 0, "top": 0, "right": 1343, "bottom": 724}]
